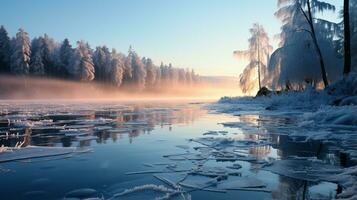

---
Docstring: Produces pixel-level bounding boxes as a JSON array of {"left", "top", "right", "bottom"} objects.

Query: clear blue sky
[{"left": 0, "top": 0, "right": 342, "bottom": 76}]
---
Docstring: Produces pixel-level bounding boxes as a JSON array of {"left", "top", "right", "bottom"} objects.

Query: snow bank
[
  {"left": 302, "top": 106, "right": 357, "bottom": 127},
  {"left": 219, "top": 87, "right": 330, "bottom": 111},
  {"left": 216, "top": 75, "right": 357, "bottom": 127},
  {"left": 327, "top": 73, "right": 357, "bottom": 97}
]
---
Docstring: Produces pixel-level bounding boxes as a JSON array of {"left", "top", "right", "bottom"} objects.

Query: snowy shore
[{"left": 211, "top": 75, "right": 357, "bottom": 199}]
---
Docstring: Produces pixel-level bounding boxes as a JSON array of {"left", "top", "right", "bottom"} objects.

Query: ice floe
[
  {"left": 0, "top": 146, "right": 79, "bottom": 163},
  {"left": 263, "top": 158, "right": 342, "bottom": 182}
]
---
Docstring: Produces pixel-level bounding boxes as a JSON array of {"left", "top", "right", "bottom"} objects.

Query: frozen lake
[{"left": 0, "top": 100, "right": 347, "bottom": 200}]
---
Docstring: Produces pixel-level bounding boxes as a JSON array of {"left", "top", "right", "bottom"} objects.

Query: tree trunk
[
  {"left": 343, "top": 0, "right": 351, "bottom": 75},
  {"left": 306, "top": 0, "right": 329, "bottom": 88}
]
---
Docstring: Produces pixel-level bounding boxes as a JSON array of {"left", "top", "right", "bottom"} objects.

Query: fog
[{"left": 0, "top": 75, "right": 240, "bottom": 101}]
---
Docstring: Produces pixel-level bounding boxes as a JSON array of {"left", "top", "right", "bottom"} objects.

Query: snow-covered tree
[
  {"left": 0, "top": 26, "right": 11, "bottom": 73},
  {"left": 0, "top": 25, "right": 200, "bottom": 90},
  {"left": 161, "top": 63, "right": 173, "bottom": 85},
  {"left": 268, "top": 0, "right": 341, "bottom": 89},
  {"left": 30, "top": 50, "right": 45, "bottom": 75},
  {"left": 185, "top": 68, "right": 192, "bottom": 85},
  {"left": 58, "top": 38, "right": 73, "bottom": 78},
  {"left": 10, "top": 28, "right": 31, "bottom": 75},
  {"left": 69, "top": 41, "right": 95, "bottom": 81},
  {"left": 41, "top": 34, "right": 58, "bottom": 75},
  {"left": 191, "top": 69, "right": 199, "bottom": 83},
  {"left": 145, "top": 58, "right": 156, "bottom": 88},
  {"left": 30, "top": 35, "right": 59, "bottom": 76},
  {"left": 93, "top": 46, "right": 111, "bottom": 82},
  {"left": 109, "top": 49, "right": 124, "bottom": 87},
  {"left": 168, "top": 64, "right": 179, "bottom": 85},
  {"left": 123, "top": 46, "right": 134, "bottom": 85},
  {"left": 155, "top": 66, "right": 162, "bottom": 87},
  {"left": 274, "top": 0, "right": 337, "bottom": 88},
  {"left": 130, "top": 49, "right": 146, "bottom": 90},
  {"left": 178, "top": 68, "right": 187, "bottom": 85},
  {"left": 234, "top": 23, "right": 272, "bottom": 94}
]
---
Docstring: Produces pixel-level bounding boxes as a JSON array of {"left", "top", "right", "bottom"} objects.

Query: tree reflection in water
[{"left": 0, "top": 103, "right": 206, "bottom": 148}]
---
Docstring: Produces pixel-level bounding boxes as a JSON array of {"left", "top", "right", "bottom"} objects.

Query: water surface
[{"left": 0, "top": 100, "right": 340, "bottom": 199}]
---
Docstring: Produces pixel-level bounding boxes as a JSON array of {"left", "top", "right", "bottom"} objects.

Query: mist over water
[{"left": 0, "top": 75, "right": 240, "bottom": 100}]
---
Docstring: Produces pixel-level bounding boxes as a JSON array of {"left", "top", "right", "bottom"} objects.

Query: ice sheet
[{"left": 0, "top": 146, "right": 77, "bottom": 163}]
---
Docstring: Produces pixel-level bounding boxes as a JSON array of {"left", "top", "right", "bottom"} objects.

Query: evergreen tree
[
  {"left": 30, "top": 50, "right": 45, "bottom": 75},
  {"left": 93, "top": 46, "right": 111, "bottom": 82},
  {"left": 185, "top": 69, "right": 192, "bottom": 85},
  {"left": 0, "top": 26, "right": 11, "bottom": 73},
  {"left": 69, "top": 41, "right": 95, "bottom": 81},
  {"left": 178, "top": 68, "right": 187, "bottom": 84},
  {"left": 145, "top": 58, "right": 156, "bottom": 88},
  {"left": 10, "top": 28, "right": 31, "bottom": 75},
  {"left": 59, "top": 38, "right": 73, "bottom": 78},
  {"left": 110, "top": 49, "right": 124, "bottom": 87},
  {"left": 131, "top": 50, "right": 146, "bottom": 90},
  {"left": 41, "top": 34, "right": 57, "bottom": 76},
  {"left": 155, "top": 67, "right": 162, "bottom": 87},
  {"left": 123, "top": 46, "right": 134, "bottom": 85}
]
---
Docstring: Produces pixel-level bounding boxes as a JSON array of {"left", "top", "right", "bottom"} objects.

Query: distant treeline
[{"left": 0, "top": 26, "right": 199, "bottom": 90}]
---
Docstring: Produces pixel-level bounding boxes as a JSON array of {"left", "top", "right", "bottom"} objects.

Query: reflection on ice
[{"left": 0, "top": 102, "right": 205, "bottom": 148}]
